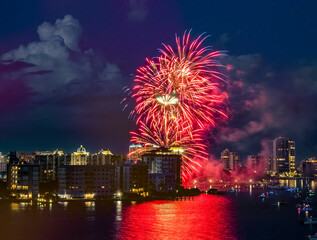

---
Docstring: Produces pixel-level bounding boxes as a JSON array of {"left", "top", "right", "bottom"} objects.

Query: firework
[
  {"left": 130, "top": 31, "right": 227, "bottom": 182},
  {"left": 132, "top": 32, "right": 227, "bottom": 129}
]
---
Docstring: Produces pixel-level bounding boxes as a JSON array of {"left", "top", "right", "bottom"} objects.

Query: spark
[{"left": 129, "top": 31, "right": 228, "bottom": 183}]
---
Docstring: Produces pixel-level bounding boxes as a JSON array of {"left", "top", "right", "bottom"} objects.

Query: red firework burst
[{"left": 130, "top": 31, "right": 228, "bottom": 182}]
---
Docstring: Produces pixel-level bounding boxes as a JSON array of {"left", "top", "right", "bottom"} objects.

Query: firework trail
[{"left": 129, "top": 31, "right": 228, "bottom": 182}]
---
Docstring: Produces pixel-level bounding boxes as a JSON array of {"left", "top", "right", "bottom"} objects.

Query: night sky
[{"left": 0, "top": 1, "right": 316, "bottom": 162}]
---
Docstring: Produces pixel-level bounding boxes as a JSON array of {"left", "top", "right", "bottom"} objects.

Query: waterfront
[{"left": 1, "top": 181, "right": 317, "bottom": 240}]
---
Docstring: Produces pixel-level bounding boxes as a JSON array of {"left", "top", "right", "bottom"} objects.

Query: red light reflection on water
[{"left": 116, "top": 195, "right": 238, "bottom": 240}]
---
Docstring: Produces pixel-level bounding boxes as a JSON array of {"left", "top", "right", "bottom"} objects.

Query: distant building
[
  {"left": 258, "top": 153, "right": 272, "bottom": 175},
  {"left": 34, "top": 150, "right": 70, "bottom": 182},
  {"left": 110, "top": 154, "right": 127, "bottom": 166},
  {"left": 18, "top": 153, "right": 35, "bottom": 164},
  {"left": 141, "top": 147, "right": 181, "bottom": 191},
  {"left": 301, "top": 158, "right": 317, "bottom": 178},
  {"left": 115, "top": 161, "right": 148, "bottom": 194},
  {"left": 0, "top": 152, "right": 7, "bottom": 180},
  {"left": 71, "top": 145, "right": 89, "bottom": 165},
  {"left": 221, "top": 149, "right": 240, "bottom": 171},
  {"left": 91, "top": 149, "right": 112, "bottom": 165},
  {"left": 58, "top": 165, "right": 116, "bottom": 198},
  {"left": 7, "top": 161, "right": 39, "bottom": 199},
  {"left": 272, "top": 137, "right": 295, "bottom": 176},
  {"left": 247, "top": 154, "right": 270, "bottom": 175},
  {"left": 247, "top": 155, "right": 261, "bottom": 169}
]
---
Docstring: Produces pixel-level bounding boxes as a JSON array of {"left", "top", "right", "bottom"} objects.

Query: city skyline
[{"left": 0, "top": 136, "right": 313, "bottom": 165}]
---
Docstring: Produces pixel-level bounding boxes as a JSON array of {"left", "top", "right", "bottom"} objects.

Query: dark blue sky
[{"left": 0, "top": 0, "right": 316, "bottom": 162}]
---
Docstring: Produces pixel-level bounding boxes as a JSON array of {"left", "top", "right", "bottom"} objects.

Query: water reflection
[
  {"left": 85, "top": 201, "right": 95, "bottom": 211},
  {"left": 11, "top": 202, "right": 21, "bottom": 211},
  {"left": 2, "top": 188, "right": 315, "bottom": 240},
  {"left": 11, "top": 202, "right": 33, "bottom": 211},
  {"left": 10, "top": 201, "right": 60, "bottom": 212},
  {"left": 116, "top": 201, "right": 122, "bottom": 221},
  {"left": 279, "top": 179, "right": 317, "bottom": 190},
  {"left": 116, "top": 195, "right": 238, "bottom": 240},
  {"left": 59, "top": 201, "right": 68, "bottom": 209}
]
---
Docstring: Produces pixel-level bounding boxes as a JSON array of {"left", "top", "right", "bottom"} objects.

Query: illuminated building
[
  {"left": 7, "top": 161, "right": 39, "bottom": 199},
  {"left": 272, "top": 137, "right": 296, "bottom": 176},
  {"left": 301, "top": 158, "right": 317, "bottom": 178},
  {"left": 110, "top": 154, "right": 127, "bottom": 166},
  {"left": 17, "top": 153, "right": 35, "bottom": 164},
  {"left": 128, "top": 144, "right": 157, "bottom": 161},
  {"left": 34, "top": 149, "right": 70, "bottom": 182},
  {"left": 221, "top": 149, "right": 240, "bottom": 171},
  {"left": 247, "top": 155, "right": 261, "bottom": 169},
  {"left": 246, "top": 154, "right": 270, "bottom": 175},
  {"left": 0, "top": 152, "right": 7, "bottom": 179},
  {"left": 91, "top": 149, "right": 112, "bottom": 165},
  {"left": 71, "top": 145, "right": 89, "bottom": 165},
  {"left": 58, "top": 165, "right": 116, "bottom": 198},
  {"left": 258, "top": 153, "right": 271, "bottom": 175},
  {"left": 169, "top": 146, "right": 185, "bottom": 155},
  {"left": 141, "top": 147, "right": 181, "bottom": 191},
  {"left": 115, "top": 161, "right": 148, "bottom": 195}
]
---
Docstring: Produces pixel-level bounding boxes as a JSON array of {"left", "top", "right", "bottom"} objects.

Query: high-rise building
[
  {"left": 0, "top": 152, "right": 7, "bottom": 180},
  {"left": 34, "top": 149, "right": 69, "bottom": 182},
  {"left": 221, "top": 149, "right": 240, "bottom": 171},
  {"left": 71, "top": 145, "right": 89, "bottom": 165},
  {"left": 7, "top": 161, "right": 39, "bottom": 199},
  {"left": 246, "top": 154, "right": 270, "bottom": 175},
  {"left": 91, "top": 149, "right": 112, "bottom": 165},
  {"left": 141, "top": 147, "right": 181, "bottom": 191},
  {"left": 18, "top": 153, "right": 35, "bottom": 164},
  {"left": 110, "top": 154, "right": 127, "bottom": 166},
  {"left": 257, "top": 153, "right": 271, "bottom": 175},
  {"left": 247, "top": 155, "right": 261, "bottom": 169},
  {"left": 58, "top": 165, "right": 116, "bottom": 199},
  {"left": 115, "top": 161, "right": 148, "bottom": 195},
  {"left": 301, "top": 158, "right": 317, "bottom": 178},
  {"left": 272, "top": 137, "right": 296, "bottom": 176}
]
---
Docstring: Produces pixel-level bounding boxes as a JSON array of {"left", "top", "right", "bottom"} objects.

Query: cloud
[
  {"left": 215, "top": 54, "right": 276, "bottom": 144},
  {"left": 213, "top": 53, "right": 317, "bottom": 160},
  {"left": 37, "top": 15, "right": 82, "bottom": 51},
  {"left": 0, "top": 15, "right": 130, "bottom": 153},
  {"left": 2, "top": 15, "right": 81, "bottom": 65},
  {"left": 1, "top": 15, "right": 123, "bottom": 98}
]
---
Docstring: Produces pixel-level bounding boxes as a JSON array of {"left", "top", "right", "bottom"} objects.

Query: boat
[
  {"left": 299, "top": 204, "right": 312, "bottom": 211},
  {"left": 304, "top": 217, "right": 317, "bottom": 224},
  {"left": 286, "top": 187, "right": 297, "bottom": 193},
  {"left": 259, "top": 193, "right": 267, "bottom": 198},
  {"left": 228, "top": 188, "right": 236, "bottom": 193},
  {"left": 269, "top": 191, "right": 279, "bottom": 196},
  {"left": 307, "top": 233, "right": 317, "bottom": 239}
]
